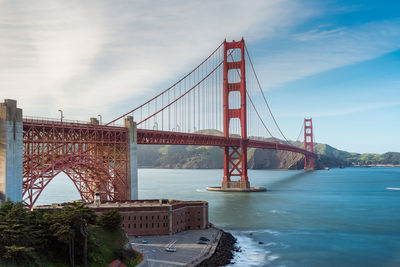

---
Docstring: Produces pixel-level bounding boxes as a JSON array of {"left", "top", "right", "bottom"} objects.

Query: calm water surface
[{"left": 37, "top": 167, "right": 400, "bottom": 266}]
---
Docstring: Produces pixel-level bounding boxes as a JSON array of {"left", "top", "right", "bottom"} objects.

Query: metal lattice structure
[{"left": 22, "top": 118, "right": 128, "bottom": 208}]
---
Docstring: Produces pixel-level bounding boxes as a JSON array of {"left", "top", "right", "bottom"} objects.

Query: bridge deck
[
  {"left": 137, "top": 129, "right": 315, "bottom": 157},
  {"left": 22, "top": 119, "right": 315, "bottom": 157}
]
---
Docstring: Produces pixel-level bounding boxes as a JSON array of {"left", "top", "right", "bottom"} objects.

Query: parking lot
[{"left": 129, "top": 228, "right": 221, "bottom": 267}]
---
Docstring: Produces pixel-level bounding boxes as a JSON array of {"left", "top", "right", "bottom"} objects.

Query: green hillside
[
  {"left": 137, "top": 135, "right": 400, "bottom": 169},
  {"left": 381, "top": 152, "right": 400, "bottom": 164}
]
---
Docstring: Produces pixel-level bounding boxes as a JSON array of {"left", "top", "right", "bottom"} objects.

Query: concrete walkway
[{"left": 130, "top": 228, "right": 221, "bottom": 267}]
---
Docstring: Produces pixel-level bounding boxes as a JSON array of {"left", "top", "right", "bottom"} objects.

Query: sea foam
[{"left": 228, "top": 231, "right": 282, "bottom": 266}]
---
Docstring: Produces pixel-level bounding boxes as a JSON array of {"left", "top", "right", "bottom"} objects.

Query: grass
[{"left": 88, "top": 226, "right": 127, "bottom": 266}]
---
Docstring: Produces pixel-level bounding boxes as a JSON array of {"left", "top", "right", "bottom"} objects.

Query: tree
[
  {"left": 2, "top": 245, "right": 37, "bottom": 265},
  {"left": 97, "top": 209, "right": 122, "bottom": 231},
  {"left": 46, "top": 202, "right": 96, "bottom": 266},
  {"left": 0, "top": 200, "right": 132, "bottom": 266},
  {"left": 0, "top": 200, "right": 39, "bottom": 265},
  {"left": 80, "top": 220, "right": 88, "bottom": 267}
]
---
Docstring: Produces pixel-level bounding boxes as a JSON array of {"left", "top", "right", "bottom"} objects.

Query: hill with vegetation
[
  {"left": 0, "top": 200, "right": 140, "bottom": 267},
  {"left": 137, "top": 133, "right": 400, "bottom": 169}
]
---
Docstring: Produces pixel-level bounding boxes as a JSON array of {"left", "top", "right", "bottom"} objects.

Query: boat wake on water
[{"left": 386, "top": 187, "right": 400, "bottom": 190}]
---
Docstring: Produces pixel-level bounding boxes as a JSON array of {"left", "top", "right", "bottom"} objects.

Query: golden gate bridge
[{"left": 0, "top": 38, "right": 316, "bottom": 209}]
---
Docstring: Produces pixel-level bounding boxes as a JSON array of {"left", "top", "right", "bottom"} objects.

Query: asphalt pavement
[{"left": 130, "top": 228, "right": 220, "bottom": 267}]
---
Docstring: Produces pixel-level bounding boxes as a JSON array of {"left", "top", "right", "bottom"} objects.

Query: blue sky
[
  {"left": 247, "top": 0, "right": 400, "bottom": 153},
  {"left": 0, "top": 0, "right": 399, "bottom": 153}
]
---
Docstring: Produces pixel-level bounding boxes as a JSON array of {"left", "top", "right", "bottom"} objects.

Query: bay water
[{"left": 37, "top": 167, "right": 400, "bottom": 266}]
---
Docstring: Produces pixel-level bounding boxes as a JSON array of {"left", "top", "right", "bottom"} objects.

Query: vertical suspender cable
[
  {"left": 193, "top": 69, "right": 195, "bottom": 132},
  {"left": 198, "top": 69, "right": 200, "bottom": 132},
  {"left": 168, "top": 90, "right": 170, "bottom": 131},
  {"left": 188, "top": 76, "right": 190, "bottom": 132},
  {"left": 245, "top": 45, "right": 289, "bottom": 144}
]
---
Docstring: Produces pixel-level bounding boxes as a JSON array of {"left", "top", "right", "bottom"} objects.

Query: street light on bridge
[
  {"left": 98, "top": 114, "right": 102, "bottom": 125},
  {"left": 58, "top": 109, "right": 64, "bottom": 123}
]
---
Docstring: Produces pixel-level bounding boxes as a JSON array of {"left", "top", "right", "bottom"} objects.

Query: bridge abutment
[
  {"left": 0, "top": 99, "right": 23, "bottom": 203},
  {"left": 125, "top": 116, "right": 138, "bottom": 200}
]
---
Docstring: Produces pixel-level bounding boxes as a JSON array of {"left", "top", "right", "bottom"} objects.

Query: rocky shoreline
[{"left": 196, "top": 230, "right": 238, "bottom": 267}]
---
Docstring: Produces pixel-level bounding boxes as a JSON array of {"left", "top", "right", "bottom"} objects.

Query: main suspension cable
[
  {"left": 245, "top": 45, "right": 290, "bottom": 144},
  {"left": 227, "top": 52, "right": 276, "bottom": 140},
  {"left": 138, "top": 44, "right": 240, "bottom": 126},
  {"left": 106, "top": 42, "right": 224, "bottom": 126},
  {"left": 296, "top": 123, "right": 303, "bottom": 142}
]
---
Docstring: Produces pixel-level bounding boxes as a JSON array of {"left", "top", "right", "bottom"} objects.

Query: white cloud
[
  {"left": 0, "top": 0, "right": 314, "bottom": 121},
  {"left": 256, "top": 20, "right": 400, "bottom": 90}
]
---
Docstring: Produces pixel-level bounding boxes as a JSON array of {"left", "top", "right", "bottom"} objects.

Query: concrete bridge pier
[
  {"left": 0, "top": 99, "right": 23, "bottom": 203},
  {"left": 125, "top": 116, "right": 138, "bottom": 200}
]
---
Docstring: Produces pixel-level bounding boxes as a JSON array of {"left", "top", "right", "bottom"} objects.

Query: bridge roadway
[
  {"left": 23, "top": 118, "right": 314, "bottom": 157},
  {"left": 137, "top": 129, "right": 315, "bottom": 157}
]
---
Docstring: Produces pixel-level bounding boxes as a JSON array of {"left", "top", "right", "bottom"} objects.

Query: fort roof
[{"left": 34, "top": 199, "right": 208, "bottom": 209}]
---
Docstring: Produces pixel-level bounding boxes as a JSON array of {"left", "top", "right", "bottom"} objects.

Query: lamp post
[
  {"left": 98, "top": 114, "right": 102, "bottom": 125},
  {"left": 58, "top": 109, "right": 63, "bottom": 123}
]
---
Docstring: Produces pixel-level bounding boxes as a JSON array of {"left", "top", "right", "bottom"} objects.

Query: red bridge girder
[
  {"left": 23, "top": 119, "right": 129, "bottom": 209},
  {"left": 137, "top": 129, "right": 315, "bottom": 157}
]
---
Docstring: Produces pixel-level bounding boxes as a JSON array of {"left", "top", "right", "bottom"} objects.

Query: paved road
[{"left": 130, "top": 228, "right": 220, "bottom": 267}]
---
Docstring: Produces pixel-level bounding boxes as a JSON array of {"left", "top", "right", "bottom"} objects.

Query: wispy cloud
[
  {"left": 257, "top": 19, "right": 400, "bottom": 89},
  {"left": 280, "top": 101, "right": 400, "bottom": 118},
  {"left": 0, "top": 0, "right": 314, "bottom": 120},
  {"left": 293, "top": 24, "right": 346, "bottom": 41}
]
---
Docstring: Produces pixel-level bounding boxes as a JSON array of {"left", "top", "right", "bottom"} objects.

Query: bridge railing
[
  {"left": 24, "top": 115, "right": 87, "bottom": 124},
  {"left": 23, "top": 116, "right": 124, "bottom": 127}
]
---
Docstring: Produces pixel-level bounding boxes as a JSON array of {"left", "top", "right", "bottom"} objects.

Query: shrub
[{"left": 97, "top": 209, "right": 122, "bottom": 230}]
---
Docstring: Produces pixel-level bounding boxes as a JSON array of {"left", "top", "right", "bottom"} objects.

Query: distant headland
[{"left": 136, "top": 135, "right": 400, "bottom": 170}]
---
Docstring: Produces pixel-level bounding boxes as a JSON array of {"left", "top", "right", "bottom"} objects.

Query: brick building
[{"left": 88, "top": 199, "right": 208, "bottom": 236}]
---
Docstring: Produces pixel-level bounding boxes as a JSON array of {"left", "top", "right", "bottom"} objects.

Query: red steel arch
[{"left": 22, "top": 118, "right": 128, "bottom": 209}]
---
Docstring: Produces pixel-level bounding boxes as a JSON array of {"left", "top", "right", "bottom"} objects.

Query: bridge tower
[
  {"left": 304, "top": 118, "right": 314, "bottom": 169},
  {"left": 221, "top": 38, "right": 250, "bottom": 189}
]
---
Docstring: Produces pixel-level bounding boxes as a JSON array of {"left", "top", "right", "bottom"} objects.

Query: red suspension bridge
[{"left": 0, "top": 39, "right": 316, "bottom": 208}]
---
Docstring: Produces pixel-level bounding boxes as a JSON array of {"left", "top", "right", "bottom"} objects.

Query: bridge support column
[
  {"left": 0, "top": 99, "right": 23, "bottom": 203},
  {"left": 221, "top": 144, "right": 250, "bottom": 190},
  {"left": 305, "top": 155, "right": 314, "bottom": 170},
  {"left": 304, "top": 118, "right": 315, "bottom": 170},
  {"left": 125, "top": 116, "right": 138, "bottom": 200}
]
